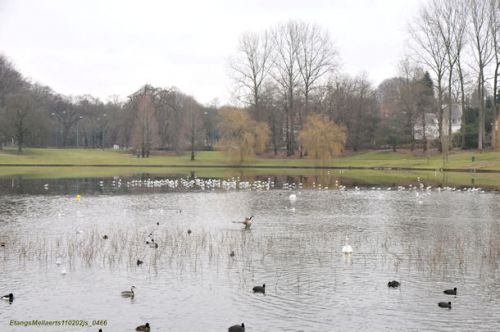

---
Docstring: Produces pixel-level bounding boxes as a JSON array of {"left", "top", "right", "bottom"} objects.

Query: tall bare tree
[
  {"left": 131, "top": 92, "right": 160, "bottom": 157},
  {"left": 489, "top": 0, "right": 500, "bottom": 149},
  {"left": 296, "top": 23, "right": 337, "bottom": 117},
  {"left": 409, "top": 5, "right": 448, "bottom": 152},
  {"left": 230, "top": 31, "right": 273, "bottom": 122},
  {"left": 271, "top": 20, "right": 302, "bottom": 156},
  {"left": 468, "top": 0, "right": 495, "bottom": 150}
]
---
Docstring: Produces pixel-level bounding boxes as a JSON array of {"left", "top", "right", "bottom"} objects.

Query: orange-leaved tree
[
  {"left": 216, "top": 107, "right": 270, "bottom": 162},
  {"left": 298, "top": 113, "right": 347, "bottom": 165}
]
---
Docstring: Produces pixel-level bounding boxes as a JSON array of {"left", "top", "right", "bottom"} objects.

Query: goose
[
  {"left": 61, "top": 268, "right": 67, "bottom": 275},
  {"left": 121, "top": 286, "right": 136, "bottom": 297},
  {"left": 289, "top": 194, "right": 297, "bottom": 202},
  {"left": 232, "top": 216, "right": 254, "bottom": 229},
  {"left": 388, "top": 280, "right": 400, "bottom": 288},
  {"left": 253, "top": 284, "right": 265, "bottom": 294},
  {"left": 438, "top": 301, "right": 451, "bottom": 309},
  {"left": 342, "top": 237, "right": 353, "bottom": 254},
  {"left": 2, "top": 293, "right": 14, "bottom": 302},
  {"left": 135, "top": 323, "right": 150, "bottom": 332},
  {"left": 443, "top": 288, "right": 457, "bottom": 295},
  {"left": 55, "top": 257, "right": 62, "bottom": 266},
  {"left": 228, "top": 323, "right": 245, "bottom": 332}
]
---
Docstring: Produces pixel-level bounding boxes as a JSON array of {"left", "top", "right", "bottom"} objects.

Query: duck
[
  {"left": 230, "top": 251, "right": 235, "bottom": 257},
  {"left": 136, "top": 259, "right": 143, "bottom": 266},
  {"left": 0, "top": 242, "right": 5, "bottom": 247},
  {"left": 342, "top": 236, "right": 353, "bottom": 254},
  {"left": 2, "top": 293, "right": 14, "bottom": 302},
  {"left": 252, "top": 284, "right": 265, "bottom": 294},
  {"left": 135, "top": 323, "right": 150, "bottom": 332},
  {"left": 102, "top": 235, "right": 108, "bottom": 240},
  {"left": 232, "top": 216, "right": 254, "bottom": 229},
  {"left": 388, "top": 280, "right": 400, "bottom": 288},
  {"left": 187, "top": 229, "right": 192, "bottom": 235},
  {"left": 228, "top": 322, "right": 245, "bottom": 332},
  {"left": 98, "top": 329, "right": 102, "bottom": 332},
  {"left": 443, "top": 287, "right": 457, "bottom": 295},
  {"left": 121, "top": 286, "right": 136, "bottom": 297},
  {"left": 438, "top": 301, "right": 451, "bottom": 309}
]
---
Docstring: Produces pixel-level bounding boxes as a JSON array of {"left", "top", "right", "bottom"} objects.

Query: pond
[{"left": 0, "top": 174, "right": 499, "bottom": 331}]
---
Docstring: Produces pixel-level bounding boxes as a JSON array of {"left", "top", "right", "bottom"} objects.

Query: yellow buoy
[{"left": 76, "top": 194, "right": 81, "bottom": 202}]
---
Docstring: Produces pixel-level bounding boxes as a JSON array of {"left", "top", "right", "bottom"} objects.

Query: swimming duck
[
  {"left": 230, "top": 251, "right": 235, "bottom": 257},
  {"left": 187, "top": 229, "right": 192, "bottom": 235},
  {"left": 136, "top": 259, "right": 143, "bottom": 266},
  {"left": 135, "top": 322, "right": 150, "bottom": 332},
  {"left": 438, "top": 301, "right": 451, "bottom": 309},
  {"left": 2, "top": 293, "right": 14, "bottom": 302},
  {"left": 103, "top": 235, "right": 108, "bottom": 240},
  {"left": 228, "top": 322, "right": 245, "bottom": 332},
  {"left": 388, "top": 280, "right": 400, "bottom": 288},
  {"left": 252, "top": 284, "right": 265, "bottom": 294},
  {"left": 121, "top": 286, "right": 136, "bottom": 297},
  {"left": 443, "top": 288, "right": 457, "bottom": 295}
]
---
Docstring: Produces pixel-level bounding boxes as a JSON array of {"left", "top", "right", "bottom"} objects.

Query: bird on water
[
  {"left": 121, "top": 286, "right": 136, "bottom": 298},
  {"left": 388, "top": 280, "right": 400, "bottom": 288},
  {"left": 233, "top": 216, "right": 254, "bottom": 229},
  {"left": 253, "top": 284, "right": 265, "bottom": 294},
  {"left": 438, "top": 302, "right": 451, "bottom": 309},
  {"left": 136, "top": 323, "right": 150, "bottom": 332},
  {"left": 228, "top": 322, "right": 245, "bottom": 332},
  {"left": 443, "top": 287, "right": 457, "bottom": 295}
]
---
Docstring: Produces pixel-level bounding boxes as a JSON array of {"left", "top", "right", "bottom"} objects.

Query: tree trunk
[
  {"left": 492, "top": 62, "right": 499, "bottom": 149},
  {"left": 458, "top": 60, "right": 466, "bottom": 149}
]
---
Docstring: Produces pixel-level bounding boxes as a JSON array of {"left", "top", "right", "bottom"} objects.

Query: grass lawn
[{"left": 0, "top": 148, "right": 499, "bottom": 171}]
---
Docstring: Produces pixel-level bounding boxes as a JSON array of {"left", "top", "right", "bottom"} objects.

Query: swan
[
  {"left": 228, "top": 323, "right": 245, "bottom": 332},
  {"left": 342, "top": 237, "right": 353, "bottom": 254},
  {"left": 121, "top": 286, "right": 136, "bottom": 297},
  {"left": 135, "top": 323, "right": 150, "bottom": 332}
]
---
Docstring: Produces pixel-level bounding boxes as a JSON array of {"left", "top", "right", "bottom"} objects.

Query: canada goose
[
  {"left": 136, "top": 259, "right": 143, "bottom": 266},
  {"left": 233, "top": 216, "right": 254, "bottom": 229},
  {"left": 2, "top": 293, "right": 14, "bottom": 302},
  {"left": 103, "top": 235, "right": 108, "bottom": 240},
  {"left": 443, "top": 288, "right": 457, "bottom": 295},
  {"left": 388, "top": 280, "right": 400, "bottom": 288},
  {"left": 121, "top": 286, "right": 136, "bottom": 297},
  {"left": 135, "top": 322, "right": 150, "bottom": 332},
  {"left": 342, "top": 237, "right": 353, "bottom": 254},
  {"left": 228, "top": 322, "right": 245, "bottom": 332},
  {"left": 438, "top": 301, "right": 451, "bottom": 309},
  {"left": 253, "top": 284, "right": 265, "bottom": 294}
]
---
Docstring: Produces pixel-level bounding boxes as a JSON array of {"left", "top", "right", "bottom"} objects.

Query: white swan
[{"left": 342, "top": 237, "right": 353, "bottom": 254}]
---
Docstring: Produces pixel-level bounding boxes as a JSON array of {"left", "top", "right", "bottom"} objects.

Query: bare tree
[
  {"left": 4, "top": 93, "right": 35, "bottom": 153},
  {"left": 131, "top": 92, "right": 160, "bottom": 157},
  {"left": 468, "top": 0, "right": 495, "bottom": 150},
  {"left": 230, "top": 31, "right": 273, "bottom": 121},
  {"left": 296, "top": 23, "right": 337, "bottom": 117},
  {"left": 409, "top": 5, "right": 448, "bottom": 152},
  {"left": 271, "top": 20, "right": 302, "bottom": 156},
  {"left": 489, "top": 0, "right": 500, "bottom": 149}
]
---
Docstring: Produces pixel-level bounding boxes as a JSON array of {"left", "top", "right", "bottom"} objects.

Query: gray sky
[{"left": 0, "top": 0, "right": 423, "bottom": 105}]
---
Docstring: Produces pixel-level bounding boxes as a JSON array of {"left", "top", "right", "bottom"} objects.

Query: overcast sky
[{"left": 0, "top": 0, "right": 423, "bottom": 105}]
